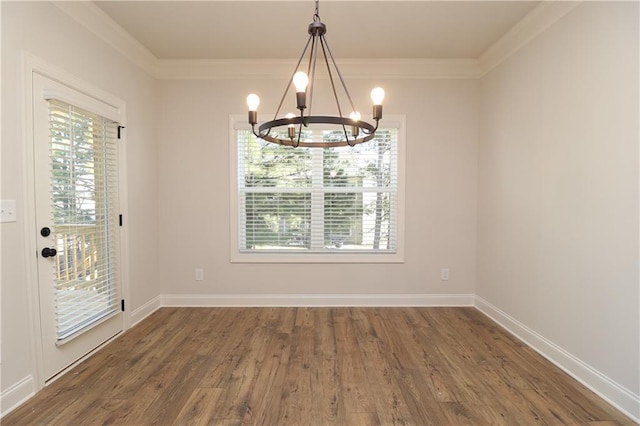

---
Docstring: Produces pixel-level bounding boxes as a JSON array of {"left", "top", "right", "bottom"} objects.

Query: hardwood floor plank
[
  {"left": 141, "top": 355, "right": 214, "bottom": 424},
  {"left": 334, "top": 308, "right": 377, "bottom": 413},
  {"left": 277, "top": 308, "right": 316, "bottom": 425},
  {"left": 3, "top": 307, "right": 634, "bottom": 426},
  {"left": 349, "top": 308, "right": 423, "bottom": 425},
  {"left": 368, "top": 308, "right": 451, "bottom": 424},
  {"left": 344, "top": 411, "right": 382, "bottom": 426},
  {"left": 240, "top": 331, "right": 291, "bottom": 425},
  {"left": 172, "top": 387, "right": 225, "bottom": 425}
]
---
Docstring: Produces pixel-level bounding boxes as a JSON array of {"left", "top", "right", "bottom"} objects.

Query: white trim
[
  {"left": 26, "top": 54, "right": 127, "bottom": 126},
  {"left": 117, "top": 126, "right": 132, "bottom": 331},
  {"left": 22, "top": 52, "right": 130, "bottom": 391},
  {"left": 156, "top": 58, "right": 481, "bottom": 80},
  {"left": 130, "top": 296, "right": 162, "bottom": 327},
  {"left": 42, "top": 89, "right": 121, "bottom": 123},
  {"left": 21, "top": 50, "right": 46, "bottom": 396},
  {"left": 479, "top": 1, "right": 582, "bottom": 76},
  {"left": 161, "top": 293, "right": 475, "bottom": 307},
  {"left": 0, "top": 376, "right": 35, "bottom": 419},
  {"left": 51, "top": 1, "right": 158, "bottom": 77},
  {"left": 229, "top": 114, "right": 406, "bottom": 264},
  {"left": 474, "top": 296, "right": 640, "bottom": 424}
]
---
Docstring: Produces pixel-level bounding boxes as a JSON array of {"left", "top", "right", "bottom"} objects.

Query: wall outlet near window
[
  {"left": 440, "top": 268, "right": 450, "bottom": 281},
  {"left": 195, "top": 268, "right": 204, "bottom": 281}
]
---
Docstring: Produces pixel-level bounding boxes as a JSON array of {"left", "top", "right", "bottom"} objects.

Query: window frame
[{"left": 229, "top": 114, "right": 406, "bottom": 263}]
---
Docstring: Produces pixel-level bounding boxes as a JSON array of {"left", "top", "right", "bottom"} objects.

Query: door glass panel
[{"left": 48, "top": 100, "right": 120, "bottom": 342}]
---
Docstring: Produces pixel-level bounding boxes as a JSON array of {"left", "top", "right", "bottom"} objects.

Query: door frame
[{"left": 22, "top": 53, "right": 131, "bottom": 389}]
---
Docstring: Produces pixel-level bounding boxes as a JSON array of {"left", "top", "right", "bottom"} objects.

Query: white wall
[
  {"left": 1, "top": 1, "right": 159, "bottom": 412},
  {"left": 157, "top": 78, "right": 479, "bottom": 299},
  {"left": 478, "top": 0, "right": 639, "bottom": 415}
]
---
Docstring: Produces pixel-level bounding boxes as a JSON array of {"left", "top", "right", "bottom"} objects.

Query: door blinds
[{"left": 47, "top": 99, "right": 121, "bottom": 342}]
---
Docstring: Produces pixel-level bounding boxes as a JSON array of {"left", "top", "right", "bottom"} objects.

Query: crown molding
[
  {"left": 54, "top": 0, "right": 582, "bottom": 80},
  {"left": 478, "top": 1, "right": 582, "bottom": 76},
  {"left": 155, "top": 58, "right": 482, "bottom": 80},
  {"left": 52, "top": 1, "right": 159, "bottom": 77}
]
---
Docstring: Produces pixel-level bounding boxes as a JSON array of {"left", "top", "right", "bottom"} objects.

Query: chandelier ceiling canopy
[{"left": 246, "top": 0, "right": 384, "bottom": 148}]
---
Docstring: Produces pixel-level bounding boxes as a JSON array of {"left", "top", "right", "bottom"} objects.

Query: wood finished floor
[{"left": 4, "top": 307, "right": 633, "bottom": 425}]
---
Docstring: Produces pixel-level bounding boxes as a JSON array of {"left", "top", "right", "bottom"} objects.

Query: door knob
[
  {"left": 40, "top": 227, "right": 51, "bottom": 237},
  {"left": 41, "top": 247, "right": 57, "bottom": 258}
]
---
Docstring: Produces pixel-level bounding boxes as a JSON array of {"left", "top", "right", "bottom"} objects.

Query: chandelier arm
[
  {"left": 296, "top": 121, "right": 303, "bottom": 146},
  {"left": 361, "top": 118, "right": 380, "bottom": 135},
  {"left": 274, "top": 35, "right": 314, "bottom": 121},
  {"left": 343, "top": 126, "right": 352, "bottom": 146},
  {"left": 252, "top": 124, "right": 270, "bottom": 140},
  {"left": 253, "top": 124, "right": 272, "bottom": 139},
  {"left": 319, "top": 36, "right": 345, "bottom": 119},
  {"left": 321, "top": 34, "right": 357, "bottom": 115},
  {"left": 319, "top": 36, "right": 351, "bottom": 143},
  {"left": 306, "top": 33, "right": 320, "bottom": 122}
]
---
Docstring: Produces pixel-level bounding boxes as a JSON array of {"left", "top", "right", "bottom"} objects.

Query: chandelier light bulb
[
  {"left": 286, "top": 113, "right": 296, "bottom": 139},
  {"left": 246, "top": 94, "right": 260, "bottom": 111},
  {"left": 370, "top": 87, "right": 385, "bottom": 106},
  {"left": 349, "top": 111, "right": 361, "bottom": 138},
  {"left": 293, "top": 72, "right": 310, "bottom": 93}
]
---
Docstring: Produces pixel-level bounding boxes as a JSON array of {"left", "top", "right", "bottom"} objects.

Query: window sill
[{"left": 230, "top": 251, "right": 404, "bottom": 264}]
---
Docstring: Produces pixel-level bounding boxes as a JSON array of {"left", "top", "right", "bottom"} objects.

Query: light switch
[{"left": 0, "top": 200, "right": 16, "bottom": 223}]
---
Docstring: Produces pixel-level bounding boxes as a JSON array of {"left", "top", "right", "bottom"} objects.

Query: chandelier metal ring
[{"left": 257, "top": 116, "right": 377, "bottom": 148}]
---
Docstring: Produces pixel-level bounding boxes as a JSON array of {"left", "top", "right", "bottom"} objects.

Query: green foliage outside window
[{"left": 239, "top": 128, "right": 396, "bottom": 252}]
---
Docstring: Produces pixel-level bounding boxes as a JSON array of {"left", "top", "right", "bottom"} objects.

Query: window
[{"left": 231, "top": 116, "right": 405, "bottom": 263}]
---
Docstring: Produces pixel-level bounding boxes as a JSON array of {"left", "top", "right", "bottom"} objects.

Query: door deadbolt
[{"left": 40, "top": 227, "right": 51, "bottom": 237}]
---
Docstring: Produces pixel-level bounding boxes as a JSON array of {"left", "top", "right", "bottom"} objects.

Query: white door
[{"left": 33, "top": 73, "right": 124, "bottom": 381}]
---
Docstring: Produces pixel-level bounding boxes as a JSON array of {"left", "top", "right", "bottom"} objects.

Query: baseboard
[
  {"left": 161, "top": 293, "right": 475, "bottom": 307},
  {"left": 474, "top": 296, "right": 640, "bottom": 423},
  {"left": 0, "top": 375, "right": 35, "bottom": 418},
  {"left": 130, "top": 295, "right": 162, "bottom": 327}
]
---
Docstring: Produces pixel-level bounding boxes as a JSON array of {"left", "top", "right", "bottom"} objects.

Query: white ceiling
[{"left": 94, "top": 1, "right": 540, "bottom": 60}]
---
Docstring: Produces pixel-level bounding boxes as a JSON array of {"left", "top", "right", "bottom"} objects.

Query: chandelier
[{"left": 246, "top": 0, "right": 384, "bottom": 148}]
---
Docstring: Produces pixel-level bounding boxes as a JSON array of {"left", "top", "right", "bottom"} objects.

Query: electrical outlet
[
  {"left": 195, "top": 268, "right": 204, "bottom": 281},
  {"left": 440, "top": 268, "right": 450, "bottom": 281}
]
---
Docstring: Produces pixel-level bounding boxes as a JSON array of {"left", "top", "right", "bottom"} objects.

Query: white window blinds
[
  {"left": 48, "top": 99, "right": 121, "bottom": 342},
  {"left": 236, "top": 127, "right": 399, "bottom": 255}
]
